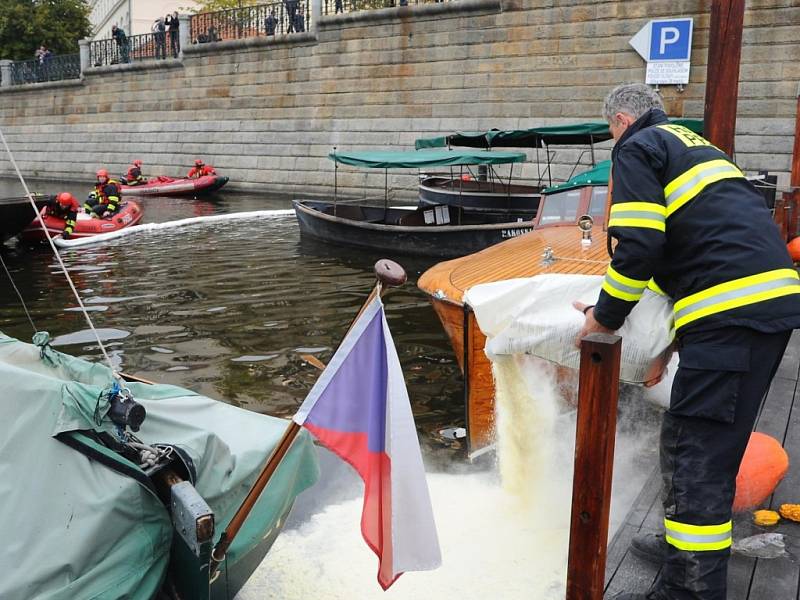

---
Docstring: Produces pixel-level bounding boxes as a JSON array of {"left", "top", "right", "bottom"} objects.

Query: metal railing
[
  {"left": 189, "top": 0, "right": 310, "bottom": 43},
  {"left": 8, "top": 54, "right": 81, "bottom": 85},
  {"left": 323, "top": 0, "right": 450, "bottom": 15},
  {"left": 90, "top": 31, "right": 175, "bottom": 68}
]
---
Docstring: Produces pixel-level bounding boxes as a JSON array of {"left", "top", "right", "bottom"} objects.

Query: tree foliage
[{"left": 0, "top": 0, "right": 92, "bottom": 61}]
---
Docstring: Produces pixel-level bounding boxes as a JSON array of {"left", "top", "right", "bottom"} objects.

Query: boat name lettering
[{"left": 501, "top": 228, "right": 533, "bottom": 239}]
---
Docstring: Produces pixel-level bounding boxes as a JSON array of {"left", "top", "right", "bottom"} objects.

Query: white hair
[{"left": 603, "top": 83, "right": 664, "bottom": 122}]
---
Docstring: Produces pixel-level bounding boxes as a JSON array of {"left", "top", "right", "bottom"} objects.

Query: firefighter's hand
[{"left": 573, "top": 301, "right": 615, "bottom": 348}]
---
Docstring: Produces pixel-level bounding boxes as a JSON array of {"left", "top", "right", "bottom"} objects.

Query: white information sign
[{"left": 646, "top": 61, "right": 691, "bottom": 85}]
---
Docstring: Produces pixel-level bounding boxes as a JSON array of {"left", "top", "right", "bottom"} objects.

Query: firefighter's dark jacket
[{"left": 593, "top": 108, "right": 800, "bottom": 336}]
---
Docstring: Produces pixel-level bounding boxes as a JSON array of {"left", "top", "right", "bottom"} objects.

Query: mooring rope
[
  {"left": 0, "top": 251, "right": 37, "bottom": 333},
  {"left": 0, "top": 127, "right": 120, "bottom": 379}
]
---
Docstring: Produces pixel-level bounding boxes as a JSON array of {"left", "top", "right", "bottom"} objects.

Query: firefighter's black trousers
[{"left": 652, "top": 326, "right": 792, "bottom": 600}]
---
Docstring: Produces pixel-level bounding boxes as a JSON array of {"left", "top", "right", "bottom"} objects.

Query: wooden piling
[
  {"left": 703, "top": 0, "right": 745, "bottom": 157},
  {"left": 566, "top": 333, "right": 622, "bottom": 600}
]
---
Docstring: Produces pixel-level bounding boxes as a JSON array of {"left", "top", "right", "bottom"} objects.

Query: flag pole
[{"left": 209, "top": 258, "right": 407, "bottom": 580}]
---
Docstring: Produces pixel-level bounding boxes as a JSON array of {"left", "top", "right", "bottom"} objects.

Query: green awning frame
[
  {"left": 542, "top": 160, "right": 611, "bottom": 195},
  {"left": 329, "top": 149, "right": 527, "bottom": 169},
  {"left": 414, "top": 119, "right": 704, "bottom": 150}
]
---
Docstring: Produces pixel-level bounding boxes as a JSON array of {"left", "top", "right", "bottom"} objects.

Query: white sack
[{"left": 464, "top": 274, "right": 674, "bottom": 384}]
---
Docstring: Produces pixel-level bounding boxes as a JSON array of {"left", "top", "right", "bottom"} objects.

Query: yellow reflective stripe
[
  {"left": 607, "top": 266, "right": 648, "bottom": 289},
  {"left": 602, "top": 266, "right": 648, "bottom": 302},
  {"left": 608, "top": 217, "right": 666, "bottom": 232},
  {"left": 647, "top": 279, "right": 666, "bottom": 296},
  {"left": 674, "top": 269, "right": 800, "bottom": 330},
  {"left": 609, "top": 202, "right": 667, "bottom": 232},
  {"left": 664, "top": 159, "right": 744, "bottom": 217},
  {"left": 664, "top": 518, "right": 732, "bottom": 552},
  {"left": 657, "top": 124, "right": 713, "bottom": 148}
]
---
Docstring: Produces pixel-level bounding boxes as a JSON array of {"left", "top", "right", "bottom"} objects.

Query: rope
[
  {"left": 0, "top": 251, "right": 37, "bottom": 332},
  {"left": 0, "top": 127, "right": 120, "bottom": 380}
]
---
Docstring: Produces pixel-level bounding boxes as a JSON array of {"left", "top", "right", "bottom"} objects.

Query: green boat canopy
[
  {"left": 329, "top": 149, "right": 527, "bottom": 169},
  {"left": 414, "top": 119, "right": 704, "bottom": 150},
  {"left": 0, "top": 332, "right": 320, "bottom": 600},
  {"left": 543, "top": 160, "right": 611, "bottom": 195}
]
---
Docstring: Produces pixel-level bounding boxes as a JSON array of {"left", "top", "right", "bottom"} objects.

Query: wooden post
[
  {"left": 703, "top": 0, "right": 745, "bottom": 156},
  {"left": 566, "top": 333, "right": 622, "bottom": 600},
  {"left": 791, "top": 91, "right": 800, "bottom": 190}
]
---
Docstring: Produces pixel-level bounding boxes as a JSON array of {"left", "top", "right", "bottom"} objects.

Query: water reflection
[{"left": 0, "top": 180, "right": 464, "bottom": 455}]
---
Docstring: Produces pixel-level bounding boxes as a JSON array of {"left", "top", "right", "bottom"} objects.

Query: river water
[
  {"left": 0, "top": 178, "right": 466, "bottom": 456},
  {"left": 0, "top": 177, "right": 662, "bottom": 599}
]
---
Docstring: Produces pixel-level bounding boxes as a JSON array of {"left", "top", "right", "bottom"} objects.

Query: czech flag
[{"left": 293, "top": 296, "right": 442, "bottom": 589}]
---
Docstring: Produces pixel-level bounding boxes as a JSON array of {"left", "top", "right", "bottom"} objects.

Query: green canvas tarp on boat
[
  {"left": 543, "top": 160, "right": 612, "bottom": 195},
  {"left": 0, "top": 332, "right": 320, "bottom": 600},
  {"left": 329, "top": 149, "right": 527, "bottom": 169},
  {"left": 413, "top": 119, "right": 704, "bottom": 150}
]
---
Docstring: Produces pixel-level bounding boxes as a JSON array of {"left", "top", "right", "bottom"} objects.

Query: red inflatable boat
[
  {"left": 120, "top": 175, "right": 229, "bottom": 196},
  {"left": 22, "top": 201, "right": 144, "bottom": 242}
]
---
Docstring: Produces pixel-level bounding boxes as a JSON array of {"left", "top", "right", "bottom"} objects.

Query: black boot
[{"left": 629, "top": 531, "right": 668, "bottom": 563}]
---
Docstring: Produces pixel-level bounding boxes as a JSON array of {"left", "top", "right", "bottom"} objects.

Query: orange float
[
  {"left": 787, "top": 236, "right": 800, "bottom": 262},
  {"left": 733, "top": 432, "right": 789, "bottom": 512}
]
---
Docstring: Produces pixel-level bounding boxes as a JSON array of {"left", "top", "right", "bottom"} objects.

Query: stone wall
[{"left": 1, "top": 0, "right": 798, "bottom": 198}]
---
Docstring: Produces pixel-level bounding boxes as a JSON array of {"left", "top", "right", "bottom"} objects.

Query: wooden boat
[
  {"left": 120, "top": 174, "right": 229, "bottom": 196},
  {"left": 417, "top": 164, "right": 611, "bottom": 455},
  {"left": 21, "top": 200, "right": 144, "bottom": 242},
  {"left": 0, "top": 194, "right": 51, "bottom": 242},
  {"left": 294, "top": 149, "right": 537, "bottom": 258},
  {"left": 415, "top": 120, "right": 702, "bottom": 216}
]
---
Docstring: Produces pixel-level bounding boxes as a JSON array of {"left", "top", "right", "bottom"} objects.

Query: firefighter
[
  {"left": 49, "top": 192, "right": 80, "bottom": 239},
  {"left": 187, "top": 159, "right": 216, "bottom": 179},
  {"left": 85, "top": 169, "right": 122, "bottom": 218},
  {"left": 575, "top": 83, "right": 800, "bottom": 600},
  {"left": 124, "top": 159, "right": 145, "bottom": 185}
]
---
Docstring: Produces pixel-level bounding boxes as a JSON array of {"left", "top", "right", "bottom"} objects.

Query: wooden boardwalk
[{"left": 604, "top": 331, "right": 800, "bottom": 599}]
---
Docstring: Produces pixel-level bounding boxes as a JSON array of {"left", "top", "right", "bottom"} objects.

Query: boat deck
[{"left": 604, "top": 330, "right": 800, "bottom": 598}]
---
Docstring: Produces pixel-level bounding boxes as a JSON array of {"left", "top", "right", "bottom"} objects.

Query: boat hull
[
  {"left": 0, "top": 195, "right": 51, "bottom": 242},
  {"left": 293, "top": 199, "right": 535, "bottom": 259},
  {"left": 21, "top": 200, "right": 144, "bottom": 242},
  {"left": 418, "top": 226, "right": 610, "bottom": 455},
  {"left": 121, "top": 175, "right": 228, "bottom": 196},
  {"left": 418, "top": 176, "right": 541, "bottom": 216}
]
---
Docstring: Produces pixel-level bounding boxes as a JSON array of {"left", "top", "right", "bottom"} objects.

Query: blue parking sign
[{"left": 649, "top": 19, "right": 692, "bottom": 61}]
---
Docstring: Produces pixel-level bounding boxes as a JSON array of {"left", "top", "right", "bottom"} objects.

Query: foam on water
[{"left": 237, "top": 355, "right": 642, "bottom": 600}]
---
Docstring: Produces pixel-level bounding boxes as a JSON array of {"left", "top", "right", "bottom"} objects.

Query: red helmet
[
  {"left": 57, "top": 192, "right": 76, "bottom": 206},
  {"left": 194, "top": 159, "right": 204, "bottom": 166},
  {"left": 133, "top": 159, "right": 142, "bottom": 167},
  {"left": 96, "top": 168, "right": 109, "bottom": 179}
]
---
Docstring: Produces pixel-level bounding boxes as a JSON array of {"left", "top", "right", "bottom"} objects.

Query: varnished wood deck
[{"left": 604, "top": 331, "right": 800, "bottom": 599}]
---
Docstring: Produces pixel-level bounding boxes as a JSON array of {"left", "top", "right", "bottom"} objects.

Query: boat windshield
[
  {"left": 588, "top": 186, "right": 609, "bottom": 218},
  {"left": 538, "top": 189, "right": 581, "bottom": 225}
]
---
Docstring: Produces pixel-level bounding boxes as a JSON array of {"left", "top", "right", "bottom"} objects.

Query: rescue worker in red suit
[
  {"left": 49, "top": 192, "right": 80, "bottom": 239},
  {"left": 575, "top": 83, "right": 800, "bottom": 600},
  {"left": 85, "top": 169, "right": 122, "bottom": 218},
  {"left": 187, "top": 159, "right": 216, "bottom": 179},
  {"left": 124, "top": 159, "right": 145, "bottom": 185}
]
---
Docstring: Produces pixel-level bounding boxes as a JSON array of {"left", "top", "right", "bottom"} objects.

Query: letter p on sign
[{"left": 649, "top": 19, "right": 692, "bottom": 61}]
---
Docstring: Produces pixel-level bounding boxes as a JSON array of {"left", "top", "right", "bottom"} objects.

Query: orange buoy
[
  {"left": 733, "top": 432, "right": 789, "bottom": 512},
  {"left": 787, "top": 237, "right": 800, "bottom": 262},
  {"left": 460, "top": 174, "right": 472, "bottom": 181}
]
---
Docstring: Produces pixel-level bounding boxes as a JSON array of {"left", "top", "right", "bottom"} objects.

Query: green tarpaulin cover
[
  {"left": 0, "top": 332, "right": 320, "bottom": 600},
  {"left": 414, "top": 119, "right": 704, "bottom": 150},
  {"left": 543, "top": 160, "right": 611, "bottom": 195},
  {"left": 329, "top": 149, "right": 527, "bottom": 169}
]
